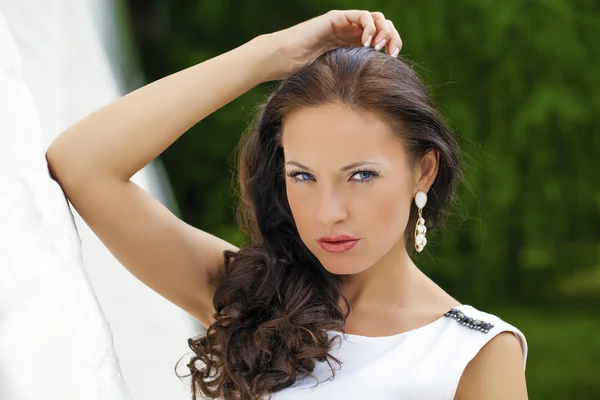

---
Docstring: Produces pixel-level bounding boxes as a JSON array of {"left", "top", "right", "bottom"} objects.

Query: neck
[{"left": 337, "top": 240, "right": 428, "bottom": 313}]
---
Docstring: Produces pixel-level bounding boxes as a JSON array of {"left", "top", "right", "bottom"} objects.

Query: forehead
[{"left": 281, "top": 103, "right": 405, "bottom": 164}]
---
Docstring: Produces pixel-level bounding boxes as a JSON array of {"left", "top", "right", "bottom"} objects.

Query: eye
[
  {"left": 286, "top": 169, "right": 314, "bottom": 184},
  {"left": 350, "top": 169, "right": 381, "bottom": 183},
  {"left": 352, "top": 171, "right": 374, "bottom": 180},
  {"left": 295, "top": 173, "right": 313, "bottom": 181}
]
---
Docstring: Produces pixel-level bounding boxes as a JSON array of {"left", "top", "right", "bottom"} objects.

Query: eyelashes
[{"left": 285, "top": 167, "right": 381, "bottom": 184}]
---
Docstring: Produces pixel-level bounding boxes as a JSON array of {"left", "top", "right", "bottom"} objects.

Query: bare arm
[
  {"left": 47, "top": 35, "right": 279, "bottom": 185},
  {"left": 45, "top": 10, "right": 401, "bottom": 327},
  {"left": 46, "top": 35, "right": 281, "bottom": 326},
  {"left": 456, "top": 332, "right": 528, "bottom": 400}
]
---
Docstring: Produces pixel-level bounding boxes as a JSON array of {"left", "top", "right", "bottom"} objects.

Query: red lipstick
[{"left": 317, "top": 235, "right": 359, "bottom": 253}]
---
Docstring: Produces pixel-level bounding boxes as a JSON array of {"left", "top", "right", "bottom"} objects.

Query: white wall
[{"left": 0, "top": 1, "right": 200, "bottom": 399}]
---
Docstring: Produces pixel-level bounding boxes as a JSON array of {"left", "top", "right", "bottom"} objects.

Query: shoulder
[{"left": 451, "top": 305, "right": 528, "bottom": 400}]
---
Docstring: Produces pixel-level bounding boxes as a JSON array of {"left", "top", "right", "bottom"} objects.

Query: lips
[{"left": 317, "top": 235, "right": 359, "bottom": 253}]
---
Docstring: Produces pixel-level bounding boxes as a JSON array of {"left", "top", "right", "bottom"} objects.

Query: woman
[{"left": 46, "top": 9, "right": 528, "bottom": 400}]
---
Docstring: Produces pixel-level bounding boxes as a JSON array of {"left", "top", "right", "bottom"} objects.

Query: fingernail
[
  {"left": 364, "top": 35, "right": 373, "bottom": 47},
  {"left": 391, "top": 47, "right": 400, "bottom": 58},
  {"left": 374, "top": 39, "right": 386, "bottom": 51}
]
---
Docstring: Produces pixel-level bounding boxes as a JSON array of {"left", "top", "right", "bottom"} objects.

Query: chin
[{"left": 316, "top": 255, "right": 372, "bottom": 276}]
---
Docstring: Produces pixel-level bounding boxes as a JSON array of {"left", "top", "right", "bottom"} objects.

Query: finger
[
  {"left": 336, "top": 10, "right": 376, "bottom": 46},
  {"left": 386, "top": 19, "right": 403, "bottom": 57},
  {"left": 371, "top": 12, "right": 392, "bottom": 51}
]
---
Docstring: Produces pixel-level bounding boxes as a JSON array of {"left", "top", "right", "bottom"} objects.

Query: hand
[{"left": 265, "top": 10, "right": 403, "bottom": 80}]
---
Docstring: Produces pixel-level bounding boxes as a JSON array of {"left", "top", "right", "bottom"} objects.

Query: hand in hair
[{"left": 265, "top": 10, "right": 403, "bottom": 80}]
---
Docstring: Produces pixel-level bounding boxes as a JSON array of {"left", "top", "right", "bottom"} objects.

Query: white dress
[{"left": 270, "top": 304, "right": 528, "bottom": 399}]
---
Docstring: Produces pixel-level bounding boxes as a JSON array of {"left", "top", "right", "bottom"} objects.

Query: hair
[{"left": 181, "top": 46, "right": 462, "bottom": 400}]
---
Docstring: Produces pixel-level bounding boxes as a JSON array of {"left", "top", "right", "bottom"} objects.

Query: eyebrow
[{"left": 285, "top": 161, "right": 381, "bottom": 172}]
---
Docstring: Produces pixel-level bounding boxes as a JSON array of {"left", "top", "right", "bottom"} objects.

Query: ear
[{"left": 414, "top": 150, "right": 439, "bottom": 194}]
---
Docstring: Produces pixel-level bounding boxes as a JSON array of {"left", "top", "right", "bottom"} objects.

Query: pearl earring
[{"left": 414, "top": 191, "right": 428, "bottom": 252}]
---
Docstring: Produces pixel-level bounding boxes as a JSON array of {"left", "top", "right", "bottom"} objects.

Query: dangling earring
[{"left": 414, "top": 191, "right": 428, "bottom": 252}]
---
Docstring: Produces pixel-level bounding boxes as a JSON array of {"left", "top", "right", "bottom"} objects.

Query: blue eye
[
  {"left": 295, "top": 173, "right": 312, "bottom": 181},
  {"left": 286, "top": 169, "right": 314, "bottom": 183},
  {"left": 353, "top": 171, "right": 373, "bottom": 180},
  {"left": 350, "top": 169, "right": 380, "bottom": 183}
]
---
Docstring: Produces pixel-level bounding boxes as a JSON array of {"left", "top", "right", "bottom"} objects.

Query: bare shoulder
[{"left": 456, "top": 331, "right": 528, "bottom": 400}]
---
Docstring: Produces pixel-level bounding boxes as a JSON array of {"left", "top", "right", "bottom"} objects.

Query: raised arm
[
  {"left": 45, "top": 10, "right": 401, "bottom": 327},
  {"left": 47, "top": 35, "right": 278, "bottom": 186},
  {"left": 45, "top": 35, "right": 280, "bottom": 326}
]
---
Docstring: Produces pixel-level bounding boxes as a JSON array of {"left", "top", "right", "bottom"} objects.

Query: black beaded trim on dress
[{"left": 444, "top": 308, "right": 494, "bottom": 333}]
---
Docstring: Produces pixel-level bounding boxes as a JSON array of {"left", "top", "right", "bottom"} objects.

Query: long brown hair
[{"left": 182, "top": 46, "right": 461, "bottom": 400}]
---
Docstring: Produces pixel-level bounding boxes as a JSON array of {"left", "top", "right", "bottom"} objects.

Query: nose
[{"left": 316, "top": 188, "right": 348, "bottom": 227}]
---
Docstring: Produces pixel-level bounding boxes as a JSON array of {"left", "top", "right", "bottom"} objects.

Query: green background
[{"left": 124, "top": 1, "right": 600, "bottom": 398}]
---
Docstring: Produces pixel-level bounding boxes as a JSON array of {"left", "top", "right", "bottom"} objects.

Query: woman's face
[{"left": 282, "top": 103, "right": 417, "bottom": 275}]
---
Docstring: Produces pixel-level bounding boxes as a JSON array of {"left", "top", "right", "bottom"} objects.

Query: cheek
[
  {"left": 359, "top": 182, "right": 411, "bottom": 243},
  {"left": 285, "top": 182, "right": 314, "bottom": 237}
]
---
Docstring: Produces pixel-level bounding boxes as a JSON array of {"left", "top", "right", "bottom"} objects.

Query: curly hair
[{"left": 181, "top": 46, "right": 461, "bottom": 400}]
